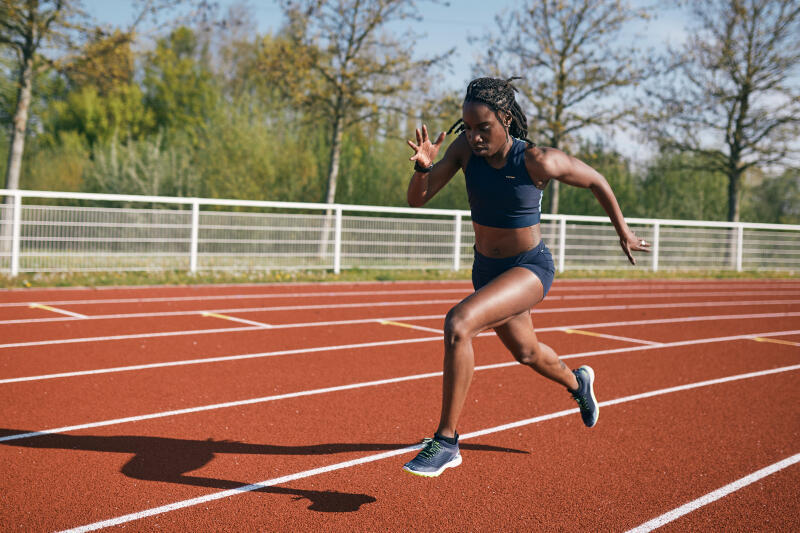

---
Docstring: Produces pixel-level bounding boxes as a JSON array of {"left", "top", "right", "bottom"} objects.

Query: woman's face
[{"left": 461, "top": 101, "right": 510, "bottom": 157}]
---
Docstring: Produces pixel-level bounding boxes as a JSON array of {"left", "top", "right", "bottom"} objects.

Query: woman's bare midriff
[{"left": 473, "top": 222, "right": 542, "bottom": 257}]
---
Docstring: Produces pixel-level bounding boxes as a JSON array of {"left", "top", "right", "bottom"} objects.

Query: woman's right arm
[{"left": 406, "top": 126, "right": 465, "bottom": 207}]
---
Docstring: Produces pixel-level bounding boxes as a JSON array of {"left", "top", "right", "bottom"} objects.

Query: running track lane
[
  {"left": 2, "top": 323, "right": 798, "bottom": 429},
  {"left": 1, "top": 328, "right": 799, "bottom": 527},
  {"left": 2, "top": 363, "right": 797, "bottom": 531},
  {"left": 2, "top": 300, "right": 799, "bottom": 373},
  {"left": 2, "top": 279, "right": 799, "bottom": 530}
]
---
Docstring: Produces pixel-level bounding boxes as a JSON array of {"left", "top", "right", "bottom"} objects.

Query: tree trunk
[
  {"left": 548, "top": 134, "right": 561, "bottom": 215},
  {"left": 549, "top": 180, "right": 560, "bottom": 215},
  {"left": 318, "top": 112, "right": 345, "bottom": 259},
  {"left": 725, "top": 166, "right": 743, "bottom": 268},
  {"left": 2, "top": 53, "right": 35, "bottom": 255},
  {"left": 727, "top": 169, "right": 741, "bottom": 223}
]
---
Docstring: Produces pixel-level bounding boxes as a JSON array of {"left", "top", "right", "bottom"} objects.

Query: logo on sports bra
[{"left": 505, "top": 175, "right": 515, "bottom": 179}]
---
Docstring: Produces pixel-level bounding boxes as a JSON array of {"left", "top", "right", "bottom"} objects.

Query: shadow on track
[{"left": 1, "top": 429, "right": 528, "bottom": 512}]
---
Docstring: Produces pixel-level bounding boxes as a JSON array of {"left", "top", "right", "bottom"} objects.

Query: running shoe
[
  {"left": 402, "top": 435, "right": 462, "bottom": 477},
  {"left": 569, "top": 365, "right": 599, "bottom": 427}
]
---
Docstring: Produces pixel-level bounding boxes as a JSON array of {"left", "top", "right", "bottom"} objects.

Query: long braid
[{"left": 448, "top": 77, "right": 535, "bottom": 146}]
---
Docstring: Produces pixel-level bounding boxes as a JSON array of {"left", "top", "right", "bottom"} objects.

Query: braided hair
[{"left": 448, "top": 77, "right": 534, "bottom": 146}]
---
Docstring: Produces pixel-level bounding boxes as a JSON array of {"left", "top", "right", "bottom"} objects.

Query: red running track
[{"left": 0, "top": 279, "right": 799, "bottom": 532}]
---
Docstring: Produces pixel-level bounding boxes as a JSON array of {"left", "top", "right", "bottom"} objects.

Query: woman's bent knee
[
  {"left": 513, "top": 348, "right": 539, "bottom": 366},
  {"left": 444, "top": 307, "right": 477, "bottom": 346}
]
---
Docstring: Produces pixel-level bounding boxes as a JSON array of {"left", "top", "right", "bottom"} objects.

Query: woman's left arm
[{"left": 526, "top": 147, "right": 651, "bottom": 265}]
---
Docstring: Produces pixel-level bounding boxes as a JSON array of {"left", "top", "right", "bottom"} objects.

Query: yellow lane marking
[
  {"left": 563, "top": 328, "right": 662, "bottom": 346},
  {"left": 752, "top": 337, "right": 799, "bottom": 347},
  {"left": 379, "top": 320, "right": 443, "bottom": 334},
  {"left": 564, "top": 328, "right": 607, "bottom": 338},
  {"left": 201, "top": 312, "right": 272, "bottom": 328},
  {"left": 29, "top": 303, "right": 87, "bottom": 318}
]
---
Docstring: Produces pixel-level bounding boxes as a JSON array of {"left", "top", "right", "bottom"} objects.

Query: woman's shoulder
[
  {"left": 524, "top": 145, "right": 567, "bottom": 168},
  {"left": 523, "top": 145, "right": 568, "bottom": 187}
]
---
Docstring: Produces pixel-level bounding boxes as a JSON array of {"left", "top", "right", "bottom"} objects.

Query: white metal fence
[{"left": 1, "top": 189, "right": 799, "bottom": 276}]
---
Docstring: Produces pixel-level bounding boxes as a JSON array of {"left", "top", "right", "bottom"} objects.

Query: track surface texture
[{"left": 1, "top": 278, "right": 799, "bottom": 532}]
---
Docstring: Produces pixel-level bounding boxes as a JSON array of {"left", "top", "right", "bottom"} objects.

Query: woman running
[{"left": 402, "top": 77, "right": 650, "bottom": 477}]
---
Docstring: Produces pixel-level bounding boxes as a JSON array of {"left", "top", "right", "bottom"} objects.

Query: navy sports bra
[{"left": 465, "top": 138, "right": 543, "bottom": 228}]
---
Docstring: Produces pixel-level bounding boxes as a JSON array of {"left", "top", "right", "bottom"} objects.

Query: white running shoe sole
[
  {"left": 402, "top": 453, "right": 462, "bottom": 478},
  {"left": 579, "top": 364, "right": 599, "bottom": 427}
]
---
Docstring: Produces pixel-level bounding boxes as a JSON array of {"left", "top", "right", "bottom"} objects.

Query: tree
[
  {"left": 143, "top": 26, "right": 216, "bottom": 144},
  {"left": 1, "top": 1, "right": 85, "bottom": 200},
  {"left": 476, "top": 0, "right": 652, "bottom": 214},
  {"left": 270, "top": 0, "right": 451, "bottom": 208},
  {"left": 0, "top": 0, "right": 197, "bottom": 252},
  {"left": 646, "top": 0, "right": 800, "bottom": 222}
]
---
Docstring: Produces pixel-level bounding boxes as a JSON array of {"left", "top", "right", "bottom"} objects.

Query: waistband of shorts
[{"left": 473, "top": 240, "right": 546, "bottom": 265}]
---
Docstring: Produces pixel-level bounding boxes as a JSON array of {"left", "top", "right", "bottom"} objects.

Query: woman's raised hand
[
  {"left": 407, "top": 125, "right": 446, "bottom": 168},
  {"left": 619, "top": 231, "right": 652, "bottom": 265}
]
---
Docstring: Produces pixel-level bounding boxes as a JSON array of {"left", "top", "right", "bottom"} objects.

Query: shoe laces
[
  {"left": 572, "top": 392, "right": 589, "bottom": 411},
  {"left": 418, "top": 437, "right": 442, "bottom": 459}
]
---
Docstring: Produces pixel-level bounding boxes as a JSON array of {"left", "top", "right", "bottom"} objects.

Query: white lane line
[
  {"left": 3, "top": 317, "right": 800, "bottom": 385},
  {"left": 28, "top": 304, "right": 87, "bottom": 319},
  {"left": 2, "top": 284, "right": 797, "bottom": 309},
  {"left": 201, "top": 312, "right": 272, "bottom": 328},
  {"left": 563, "top": 329, "right": 662, "bottom": 346},
  {"left": 0, "top": 288, "right": 472, "bottom": 308},
  {"left": 4, "top": 329, "right": 799, "bottom": 439},
  {"left": 625, "top": 453, "right": 800, "bottom": 533},
  {"left": 56, "top": 363, "right": 800, "bottom": 533},
  {"left": 0, "top": 336, "right": 442, "bottom": 386},
  {"left": 2, "top": 301, "right": 799, "bottom": 350},
  {"left": 0, "top": 298, "right": 463, "bottom": 325}
]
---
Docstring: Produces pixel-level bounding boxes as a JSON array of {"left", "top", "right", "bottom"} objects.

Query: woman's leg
[
  {"left": 493, "top": 311, "right": 579, "bottom": 389},
  {"left": 437, "top": 266, "right": 559, "bottom": 438}
]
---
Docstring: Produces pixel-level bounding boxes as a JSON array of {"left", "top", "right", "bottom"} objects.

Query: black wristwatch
[{"left": 414, "top": 161, "right": 434, "bottom": 173}]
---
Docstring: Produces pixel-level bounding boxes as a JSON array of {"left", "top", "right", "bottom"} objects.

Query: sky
[{"left": 82, "top": 0, "right": 687, "bottom": 91}]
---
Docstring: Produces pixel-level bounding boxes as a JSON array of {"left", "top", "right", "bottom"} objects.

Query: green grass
[{"left": 0, "top": 267, "right": 796, "bottom": 289}]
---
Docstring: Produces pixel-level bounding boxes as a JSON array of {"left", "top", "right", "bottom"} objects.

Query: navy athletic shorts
[{"left": 471, "top": 240, "right": 555, "bottom": 297}]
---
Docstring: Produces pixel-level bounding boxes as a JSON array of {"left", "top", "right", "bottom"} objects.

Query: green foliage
[
  {"left": 542, "top": 140, "right": 639, "bottom": 217},
  {"left": 45, "top": 83, "right": 155, "bottom": 147},
  {"left": 144, "top": 26, "right": 216, "bottom": 144},
  {"left": 742, "top": 169, "right": 800, "bottom": 224},
  {"left": 196, "top": 94, "right": 327, "bottom": 203},
  {"left": 20, "top": 131, "right": 88, "bottom": 191},
  {"left": 81, "top": 132, "right": 198, "bottom": 197},
  {"left": 637, "top": 152, "right": 728, "bottom": 221}
]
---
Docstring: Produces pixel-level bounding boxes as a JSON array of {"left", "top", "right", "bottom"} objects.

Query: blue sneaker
[
  {"left": 569, "top": 365, "right": 599, "bottom": 427},
  {"left": 402, "top": 435, "right": 462, "bottom": 477}
]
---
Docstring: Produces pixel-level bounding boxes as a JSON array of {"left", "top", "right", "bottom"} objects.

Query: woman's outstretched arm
[{"left": 525, "top": 146, "right": 651, "bottom": 265}]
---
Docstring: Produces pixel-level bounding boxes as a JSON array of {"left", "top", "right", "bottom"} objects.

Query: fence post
[
  {"left": 333, "top": 207, "right": 343, "bottom": 274},
  {"left": 558, "top": 216, "right": 567, "bottom": 273},
  {"left": 736, "top": 224, "right": 744, "bottom": 272},
  {"left": 189, "top": 201, "right": 200, "bottom": 274},
  {"left": 651, "top": 222, "right": 660, "bottom": 272},
  {"left": 452, "top": 213, "right": 462, "bottom": 271},
  {"left": 10, "top": 192, "right": 22, "bottom": 277}
]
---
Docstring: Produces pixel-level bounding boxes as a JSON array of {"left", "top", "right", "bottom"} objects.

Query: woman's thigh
[{"left": 450, "top": 266, "right": 544, "bottom": 334}]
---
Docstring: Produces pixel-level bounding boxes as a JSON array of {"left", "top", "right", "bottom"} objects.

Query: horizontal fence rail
[{"left": 1, "top": 189, "right": 799, "bottom": 276}]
